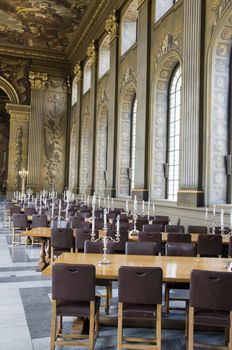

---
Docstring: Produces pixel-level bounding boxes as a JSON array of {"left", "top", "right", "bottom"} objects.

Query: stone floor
[{"left": 0, "top": 201, "right": 226, "bottom": 349}]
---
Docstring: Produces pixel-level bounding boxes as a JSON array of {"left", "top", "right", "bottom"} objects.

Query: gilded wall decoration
[
  {"left": 0, "top": 0, "right": 91, "bottom": 51},
  {"left": 73, "top": 62, "right": 82, "bottom": 83},
  {"left": 105, "top": 10, "right": 119, "bottom": 42},
  {"left": 0, "top": 57, "right": 30, "bottom": 104},
  {"left": 43, "top": 94, "right": 66, "bottom": 189},
  {"left": 153, "top": 33, "right": 182, "bottom": 69},
  {"left": 87, "top": 41, "right": 97, "bottom": 66},
  {"left": 15, "top": 126, "right": 23, "bottom": 189}
]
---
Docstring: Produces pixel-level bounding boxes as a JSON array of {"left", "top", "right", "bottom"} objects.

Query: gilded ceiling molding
[
  {"left": 6, "top": 103, "right": 31, "bottom": 121},
  {"left": 29, "top": 71, "right": 48, "bottom": 89},
  {"left": 87, "top": 41, "right": 97, "bottom": 66},
  {"left": 212, "top": 0, "right": 232, "bottom": 34},
  {"left": 0, "top": 46, "right": 66, "bottom": 63},
  {"left": 74, "top": 62, "right": 82, "bottom": 83},
  {"left": 105, "top": 10, "right": 119, "bottom": 42},
  {"left": 154, "top": 33, "right": 182, "bottom": 69}
]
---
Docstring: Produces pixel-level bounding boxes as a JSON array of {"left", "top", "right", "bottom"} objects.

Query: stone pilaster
[
  {"left": 87, "top": 41, "right": 97, "bottom": 195},
  {"left": 6, "top": 104, "right": 31, "bottom": 197},
  {"left": 27, "top": 71, "right": 48, "bottom": 191},
  {"left": 131, "top": 0, "right": 150, "bottom": 201},
  {"left": 177, "top": 0, "right": 204, "bottom": 207},
  {"left": 104, "top": 10, "right": 119, "bottom": 198}
]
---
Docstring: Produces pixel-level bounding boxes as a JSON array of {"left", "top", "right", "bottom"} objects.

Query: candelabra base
[
  {"left": 98, "top": 257, "right": 111, "bottom": 265},
  {"left": 129, "top": 229, "right": 139, "bottom": 238}
]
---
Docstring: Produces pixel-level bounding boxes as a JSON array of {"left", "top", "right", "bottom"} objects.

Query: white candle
[
  {"left": 126, "top": 200, "right": 128, "bottom": 212},
  {"left": 153, "top": 202, "right": 155, "bottom": 215},
  {"left": 205, "top": 208, "right": 208, "bottom": 220},
  {"left": 104, "top": 209, "right": 107, "bottom": 227},
  {"left": 98, "top": 195, "right": 101, "bottom": 207},
  {"left": 111, "top": 198, "right": 114, "bottom": 209},
  {"left": 230, "top": 208, "right": 232, "bottom": 229},
  {"left": 142, "top": 200, "right": 145, "bottom": 212},
  {"left": 116, "top": 215, "right": 120, "bottom": 234},
  {"left": 134, "top": 195, "right": 137, "bottom": 212},
  {"left": 213, "top": 204, "right": 216, "bottom": 216},
  {"left": 147, "top": 199, "right": 150, "bottom": 220},
  {"left": 51, "top": 202, "right": 54, "bottom": 218},
  {"left": 220, "top": 209, "right": 224, "bottom": 228},
  {"left": 58, "top": 199, "right": 61, "bottom": 216}
]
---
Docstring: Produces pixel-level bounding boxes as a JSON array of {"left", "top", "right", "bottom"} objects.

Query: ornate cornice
[
  {"left": 87, "top": 41, "right": 97, "bottom": 66},
  {"left": 120, "top": 67, "right": 137, "bottom": 91},
  {"left": 154, "top": 33, "right": 182, "bottom": 68},
  {"left": 105, "top": 10, "right": 119, "bottom": 42},
  {"left": 6, "top": 103, "right": 31, "bottom": 122},
  {"left": 29, "top": 71, "right": 48, "bottom": 89},
  {"left": 74, "top": 62, "right": 82, "bottom": 83}
]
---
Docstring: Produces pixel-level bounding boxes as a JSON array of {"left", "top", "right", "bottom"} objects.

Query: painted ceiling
[{"left": 0, "top": 0, "right": 91, "bottom": 52}]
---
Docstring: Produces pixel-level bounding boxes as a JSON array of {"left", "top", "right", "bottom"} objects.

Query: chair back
[
  {"left": 24, "top": 207, "right": 36, "bottom": 215},
  {"left": 50, "top": 219, "right": 70, "bottom": 229},
  {"left": 12, "top": 214, "right": 28, "bottom": 228},
  {"left": 32, "top": 214, "right": 48, "bottom": 228},
  {"left": 138, "top": 232, "right": 162, "bottom": 254},
  {"left": 197, "top": 234, "right": 222, "bottom": 257},
  {"left": 229, "top": 236, "right": 232, "bottom": 258},
  {"left": 84, "top": 240, "right": 115, "bottom": 254},
  {"left": 188, "top": 225, "right": 207, "bottom": 234},
  {"left": 167, "top": 233, "right": 191, "bottom": 243},
  {"left": 190, "top": 269, "right": 232, "bottom": 311},
  {"left": 165, "top": 242, "right": 197, "bottom": 257},
  {"left": 9, "top": 207, "right": 21, "bottom": 216},
  {"left": 52, "top": 264, "right": 96, "bottom": 302},
  {"left": 51, "top": 228, "right": 74, "bottom": 250},
  {"left": 107, "top": 230, "right": 128, "bottom": 252},
  {"left": 165, "top": 225, "right": 185, "bottom": 233},
  {"left": 142, "top": 224, "right": 162, "bottom": 232},
  {"left": 118, "top": 266, "right": 162, "bottom": 305},
  {"left": 125, "top": 241, "right": 158, "bottom": 256},
  {"left": 75, "top": 230, "right": 98, "bottom": 251}
]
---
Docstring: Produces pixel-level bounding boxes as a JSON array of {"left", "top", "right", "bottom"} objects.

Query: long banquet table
[{"left": 42, "top": 252, "right": 231, "bottom": 282}]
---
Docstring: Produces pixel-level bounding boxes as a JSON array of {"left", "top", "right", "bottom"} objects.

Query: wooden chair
[
  {"left": 188, "top": 269, "right": 232, "bottom": 350},
  {"left": 126, "top": 241, "right": 159, "bottom": 256},
  {"left": 51, "top": 263, "right": 100, "bottom": 350},
  {"left": 167, "top": 232, "right": 191, "bottom": 243},
  {"left": 229, "top": 236, "right": 232, "bottom": 258},
  {"left": 12, "top": 214, "right": 28, "bottom": 246},
  {"left": 188, "top": 225, "right": 207, "bottom": 234},
  {"left": 51, "top": 228, "right": 74, "bottom": 261},
  {"left": 165, "top": 242, "right": 197, "bottom": 316},
  {"left": 138, "top": 232, "right": 162, "bottom": 255},
  {"left": 165, "top": 225, "right": 185, "bottom": 233},
  {"left": 197, "top": 234, "right": 222, "bottom": 257},
  {"left": 142, "top": 224, "right": 163, "bottom": 232},
  {"left": 117, "top": 266, "right": 162, "bottom": 350},
  {"left": 84, "top": 240, "right": 114, "bottom": 315}
]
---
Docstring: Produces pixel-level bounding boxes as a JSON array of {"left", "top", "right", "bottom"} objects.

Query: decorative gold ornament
[
  {"left": 87, "top": 41, "right": 96, "bottom": 66},
  {"left": 29, "top": 71, "right": 48, "bottom": 89},
  {"left": 74, "top": 62, "right": 82, "bottom": 83},
  {"left": 105, "top": 10, "right": 119, "bottom": 42}
]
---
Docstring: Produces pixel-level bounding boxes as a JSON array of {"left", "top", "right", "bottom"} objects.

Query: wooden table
[
  {"left": 42, "top": 252, "right": 231, "bottom": 283},
  {"left": 21, "top": 227, "right": 51, "bottom": 271}
]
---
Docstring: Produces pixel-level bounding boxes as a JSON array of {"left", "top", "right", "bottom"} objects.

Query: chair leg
[
  {"left": 58, "top": 316, "right": 63, "bottom": 334},
  {"left": 229, "top": 311, "right": 232, "bottom": 350},
  {"left": 89, "top": 301, "right": 95, "bottom": 350},
  {"left": 188, "top": 306, "right": 194, "bottom": 350},
  {"left": 156, "top": 304, "right": 162, "bottom": 350},
  {"left": 117, "top": 302, "right": 123, "bottom": 350},
  {"left": 50, "top": 300, "right": 57, "bottom": 350},
  {"left": 95, "top": 310, "right": 99, "bottom": 337},
  {"left": 165, "top": 285, "right": 170, "bottom": 316},
  {"left": 105, "top": 284, "right": 110, "bottom": 315}
]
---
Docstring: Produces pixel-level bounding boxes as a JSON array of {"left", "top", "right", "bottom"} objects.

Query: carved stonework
[
  {"left": 10, "top": 113, "right": 30, "bottom": 122},
  {"left": 44, "top": 94, "right": 66, "bottom": 188},
  {"left": 15, "top": 126, "right": 23, "bottom": 189},
  {"left": 154, "top": 33, "right": 182, "bottom": 69},
  {"left": 105, "top": 10, "right": 119, "bottom": 42},
  {"left": 212, "top": 0, "right": 232, "bottom": 33},
  {"left": 87, "top": 41, "right": 96, "bottom": 66},
  {"left": 73, "top": 62, "right": 82, "bottom": 83},
  {"left": 29, "top": 71, "right": 48, "bottom": 89},
  {"left": 138, "top": 0, "right": 145, "bottom": 8},
  {"left": 69, "top": 124, "right": 77, "bottom": 190},
  {"left": 0, "top": 57, "right": 30, "bottom": 104},
  {"left": 80, "top": 112, "right": 90, "bottom": 193},
  {"left": 120, "top": 67, "right": 137, "bottom": 92}
]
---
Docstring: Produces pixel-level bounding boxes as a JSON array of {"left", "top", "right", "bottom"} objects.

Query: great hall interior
[{"left": 0, "top": 0, "right": 232, "bottom": 349}]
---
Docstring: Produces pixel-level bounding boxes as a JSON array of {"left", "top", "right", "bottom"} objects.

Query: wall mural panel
[
  {"left": 0, "top": 0, "right": 90, "bottom": 51},
  {"left": 42, "top": 77, "right": 68, "bottom": 191}
]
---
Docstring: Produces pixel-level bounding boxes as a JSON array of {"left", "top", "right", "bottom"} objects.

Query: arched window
[
  {"left": 166, "top": 65, "right": 182, "bottom": 201},
  {"left": 99, "top": 35, "right": 110, "bottom": 78},
  {"left": 129, "top": 95, "right": 137, "bottom": 194},
  {"left": 155, "top": 0, "right": 179, "bottom": 22},
  {"left": 121, "top": 0, "right": 138, "bottom": 56},
  {"left": 83, "top": 60, "right": 91, "bottom": 94}
]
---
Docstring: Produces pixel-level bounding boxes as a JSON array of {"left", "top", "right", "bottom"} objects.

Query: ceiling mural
[{"left": 0, "top": 0, "right": 91, "bottom": 51}]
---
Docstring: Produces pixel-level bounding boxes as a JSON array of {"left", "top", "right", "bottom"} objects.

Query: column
[
  {"left": 132, "top": 0, "right": 150, "bottom": 201},
  {"left": 27, "top": 71, "right": 48, "bottom": 191},
  {"left": 73, "top": 62, "right": 83, "bottom": 194},
  {"left": 177, "top": 0, "right": 204, "bottom": 207},
  {"left": 104, "top": 10, "right": 119, "bottom": 198},
  {"left": 86, "top": 41, "right": 97, "bottom": 195},
  {"left": 64, "top": 77, "right": 72, "bottom": 188},
  {"left": 6, "top": 104, "right": 31, "bottom": 198}
]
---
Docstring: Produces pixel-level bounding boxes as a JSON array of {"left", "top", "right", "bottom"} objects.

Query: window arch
[
  {"left": 83, "top": 60, "right": 91, "bottom": 94},
  {"left": 99, "top": 35, "right": 110, "bottom": 78},
  {"left": 155, "top": 0, "right": 179, "bottom": 22},
  {"left": 166, "top": 65, "right": 182, "bottom": 201},
  {"left": 130, "top": 95, "right": 137, "bottom": 194},
  {"left": 121, "top": 0, "right": 138, "bottom": 56}
]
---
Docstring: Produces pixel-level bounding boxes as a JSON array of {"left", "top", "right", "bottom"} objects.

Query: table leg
[
  {"left": 36, "top": 238, "right": 48, "bottom": 272},
  {"left": 45, "top": 238, "right": 51, "bottom": 262}
]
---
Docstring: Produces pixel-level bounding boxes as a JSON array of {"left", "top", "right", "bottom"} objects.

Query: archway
[{"left": 0, "top": 89, "right": 10, "bottom": 195}]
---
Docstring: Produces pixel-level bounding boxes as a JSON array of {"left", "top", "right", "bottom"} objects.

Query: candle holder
[
  {"left": 205, "top": 213, "right": 216, "bottom": 234},
  {"left": 129, "top": 212, "right": 139, "bottom": 238},
  {"left": 18, "top": 168, "right": 28, "bottom": 194},
  {"left": 91, "top": 209, "right": 120, "bottom": 265}
]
